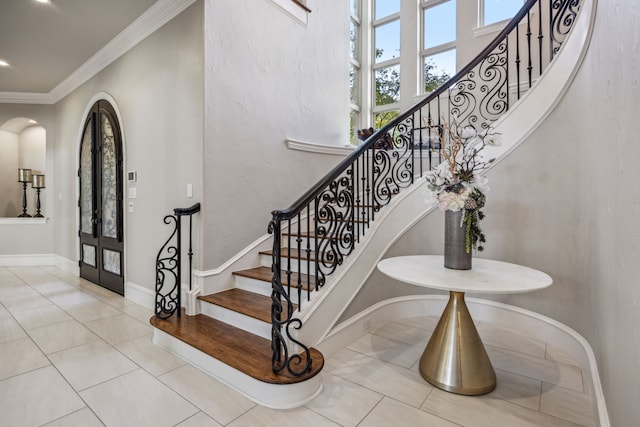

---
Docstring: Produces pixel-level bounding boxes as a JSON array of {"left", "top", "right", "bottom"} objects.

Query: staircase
[{"left": 150, "top": 0, "right": 594, "bottom": 409}]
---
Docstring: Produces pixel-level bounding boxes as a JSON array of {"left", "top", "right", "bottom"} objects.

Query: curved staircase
[{"left": 151, "top": 0, "right": 595, "bottom": 409}]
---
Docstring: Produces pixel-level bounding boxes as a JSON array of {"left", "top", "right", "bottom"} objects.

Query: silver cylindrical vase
[{"left": 444, "top": 209, "right": 472, "bottom": 270}]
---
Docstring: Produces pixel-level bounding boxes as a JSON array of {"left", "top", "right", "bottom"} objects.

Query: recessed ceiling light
[
  {"left": 35, "top": 0, "right": 51, "bottom": 3},
  {"left": 0, "top": 60, "right": 9, "bottom": 67}
]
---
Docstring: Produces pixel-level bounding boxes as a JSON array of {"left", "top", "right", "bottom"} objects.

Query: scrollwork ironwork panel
[{"left": 155, "top": 215, "right": 179, "bottom": 319}]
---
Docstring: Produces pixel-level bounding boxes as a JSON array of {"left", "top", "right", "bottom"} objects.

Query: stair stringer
[{"left": 292, "top": 0, "right": 597, "bottom": 348}]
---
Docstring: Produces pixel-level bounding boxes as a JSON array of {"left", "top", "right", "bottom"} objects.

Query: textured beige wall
[{"left": 202, "top": 0, "right": 351, "bottom": 267}]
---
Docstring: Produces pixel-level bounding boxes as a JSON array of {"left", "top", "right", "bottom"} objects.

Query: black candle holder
[
  {"left": 18, "top": 168, "right": 32, "bottom": 218},
  {"left": 32, "top": 174, "right": 46, "bottom": 218}
]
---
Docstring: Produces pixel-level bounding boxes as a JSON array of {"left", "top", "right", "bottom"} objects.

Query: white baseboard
[
  {"left": 125, "top": 281, "right": 155, "bottom": 311},
  {"left": 56, "top": 256, "right": 79, "bottom": 276},
  {"left": 319, "top": 295, "right": 609, "bottom": 427},
  {"left": 0, "top": 253, "right": 58, "bottom": 267}
]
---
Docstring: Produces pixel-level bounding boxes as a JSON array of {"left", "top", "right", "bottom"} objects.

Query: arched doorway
[{"left": 78, "top": 100, "right": 124, "bottom": 295}]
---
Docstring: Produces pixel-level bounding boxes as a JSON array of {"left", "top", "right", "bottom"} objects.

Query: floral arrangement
[{"left": 425, "top": 120, "right": 501, "bottom": 253}]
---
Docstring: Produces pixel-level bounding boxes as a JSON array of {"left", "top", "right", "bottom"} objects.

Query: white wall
[
  {"left": 50, "top": 1, "right": 203, "bottom": 288},
  {"left": 343, "top": 1, "right": 640, "bottom": 424},
  {"left": 202, "top": 0, "right": 350, "bottom": 267},
  {"left": 0, "top": 130, "right": 19, "bottom": 217}
]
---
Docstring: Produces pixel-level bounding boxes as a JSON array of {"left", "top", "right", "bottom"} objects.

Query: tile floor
[{"left": 0, "top": 266, "right": 598, "bottom": 426}]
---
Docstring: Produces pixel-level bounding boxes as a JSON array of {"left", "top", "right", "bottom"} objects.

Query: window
[
  {"left": 349, "top": 0, "right": 361, "bottom": 143},
  {"left": 481, "top": 0, "right": 524, "bottom": 26},
  {"left": 422, "top": 0, "right": 456, "bottom": 93},
  {"left": 372, "top": 0, "right": 400, "bottom": 129}
]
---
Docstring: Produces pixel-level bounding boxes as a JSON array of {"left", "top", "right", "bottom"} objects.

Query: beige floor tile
[
  {"left": 116, "top": 335, "right": 186, "bottom": 376},
  {"left": 0, "top": 317, "right": 27, "bottom": 343},
  {"left": 27, "top": 318, "right": 100, "bottom": 354},
  {"left": 42, "top": 407, "right": 104, "bottom": 427},
  {"left": 11, "top": 304, "right": 72, "bottom": 330},
  {"left": 422, "top": 388, "right": 583, "bottom": 427},
  {"left": 121, "top": 303, "right": 154, "bottom": 324},
  {"left": 0, "top": 283, "right": 35, "bottom": 300},
  {"left": 28, "top": 279, "right": 78, "bottom": 297},
  {"left": 2, "top": 292, "right": 52, "bottom": 312},
  {"left": 393, "top": 315, "right": 441, "bottom": 331},
  {"left": 540, "top": 382, "right": 597, "bottom": 426},
  {"left": 324, "top": 349, "right": 433, "bottom": 407},
  {"left": 490, "top": 369, "right": 542, "bottom": 411},
  {"left": 85, "top": 313, "right": 152, "bottom": 345},
  {"left": 486, "top": 345, "right": 584, "bottom": 392},
  {"left": 545, "top": 345, "right": 582, "bottom": 367},
  {"left": 0, "top": 337, "right": 50, "bottom": 379},
  {"left": 175, "top": 412, "right": 223, "bottom": 427},
  {"left": 370, "top": 320, "right": 432, "bottom": 348},
  {"left": 48, "top": 290, "right": 99, "bottom": 309},
  {"left": 49, "top": 340, "right": 138, "bottom": 391},
  {"left": 64, "top": 299, "right": 122, "bottom": 323},
  {"left": 347, "top": 333, "right": 423, "bottom": 368},
  {"left": 306, "top": 372, "right": 383, "bottom": 426},
  {"left": 228, "top": 404, "right": 340, "bottom": 427},
  {"left": 0, "top": 304, "right": 10, "bottom": 320},
  {"left": 159, "top": 364, "right": 255, "bottom": 425},
  {"left": 80, "top": 369, "right": 198, "bottom": 427},
  {"left": 477, "top": 323, "right": 547, "bottom": 358},
  {"left": 360, "top": 396, "right": 460, "bottom": 427},
  {"left": 0, "top": 366, "right": 86, "bottom": 426}
]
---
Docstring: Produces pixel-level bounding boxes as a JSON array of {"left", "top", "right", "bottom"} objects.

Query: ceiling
[{"left": 0, "top": 0, "right": 161, "bottom": 94}]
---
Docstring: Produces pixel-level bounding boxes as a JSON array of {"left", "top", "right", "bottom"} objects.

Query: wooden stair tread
[
  {"left": 233, "top": 266, "right": 316, "bottom": 290},
  {"left": 150, "top": 311, "right": 323, "bottom": 384},
  {"left": 198, "top": 289, "right": 291, "bottom": 323}
]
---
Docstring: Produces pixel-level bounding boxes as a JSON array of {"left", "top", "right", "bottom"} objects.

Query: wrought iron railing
[
  {"left": 268, "top": 0, "right": 583, "bottom": 376},
  {"left": 155, "top": 203, "right": 201, "bottom": 319}
]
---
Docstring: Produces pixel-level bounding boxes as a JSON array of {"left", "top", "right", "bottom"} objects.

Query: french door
[{"left": 79, "top": 100, "right": 124, "bottom": 295}]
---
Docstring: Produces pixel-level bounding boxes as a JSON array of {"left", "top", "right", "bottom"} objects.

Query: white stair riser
[
  {"left": 200, "top": 300, "right": 271, "bottom": 339},
  {"left": 261, "top": 254, "right": 316, "bottom": 275},
  {"left": 234, "top": 275, "right": 312, "bottom": 305}
]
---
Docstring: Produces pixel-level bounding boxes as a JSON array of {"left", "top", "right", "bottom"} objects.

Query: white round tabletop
[{"left": 377, "top": 255, "right": 552, "bottom": 294}]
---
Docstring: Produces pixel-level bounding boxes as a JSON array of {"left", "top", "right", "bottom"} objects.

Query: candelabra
[
  {"left": 18, "top": 168, "right": 32, "bottom": 217},
  {"left": 32, "top": 174, "right": 46, "bottom": 218}
]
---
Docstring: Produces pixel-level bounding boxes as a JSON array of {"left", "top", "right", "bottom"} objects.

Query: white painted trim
[
  {"left": 152, "top": 328, "right": 323, "bottom": 409},
  {"left": 264, "top": 0, "right": 310, "bottom": 26},
  {"left": 0, "top": 218, "right": 49, "bottom": 225},
  {"left": 0, "top": 253, "right": 58, "bottom": 267},
  {"left": 318, "top": 295, "right": 609, "bottom": 426},
  {"left": 286, "top": 139, "right": 355, "bottom": 156},
  {"left": 125, "top": 281, "right": 155, "bottom": 311},
  {"left": 0, "top": 0, "right": 198, "bottom": 104},
  {"left": 56, "top": 256, "right": 79, "bottom": 276},
  {"left": 200, "top": 301, "right": 271, "bottom": 340}
]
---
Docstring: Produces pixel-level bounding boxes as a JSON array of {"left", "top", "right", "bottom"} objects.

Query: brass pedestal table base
[
  {"left": 376, "top": 256, "right": 553, "bottom": 396},
  {"left": 419, "top": 291, "right": 495, "bottom": 395}
]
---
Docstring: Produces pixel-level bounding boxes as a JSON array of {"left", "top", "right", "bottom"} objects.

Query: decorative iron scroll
[
  {"left": 155, "top": 215, "right": 180, "bottom": 319},
  {"left": 551, "top": 0, "right": 581, "bottom": 58},
  {"left": 268, "top": 0, "right": 585, "bottom": 375},
  {"left": 154, "top": 203, "right": 201, "bottom": 319}
]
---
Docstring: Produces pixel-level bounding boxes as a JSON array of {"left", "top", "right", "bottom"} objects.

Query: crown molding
[{"left": 0, "top": 0, "right": 198, "bottom": 105}]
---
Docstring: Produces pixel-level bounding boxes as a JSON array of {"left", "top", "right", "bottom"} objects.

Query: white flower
[
  {"left": 474, "top": 175, "right": 490, "bottom": 193},
  {"left": 484, "top": 131, "right": 502, "bottom": 147},
  {"left": 460, "top": 126, "right": 477, "bottom": 139}
]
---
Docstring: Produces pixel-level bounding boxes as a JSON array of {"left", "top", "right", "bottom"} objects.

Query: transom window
[{"left": 481, "top": 0, "right": 524, "bottom": 26}]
